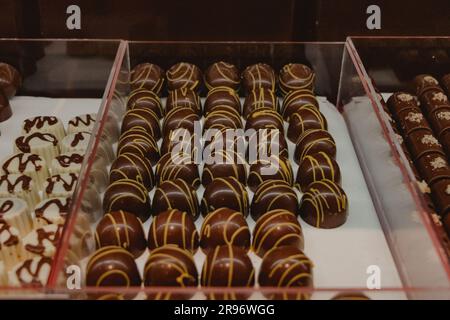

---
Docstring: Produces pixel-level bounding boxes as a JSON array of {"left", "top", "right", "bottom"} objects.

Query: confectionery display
[
  {"left": 130, "top": 63, "right": 165, "bottom": 95},
  {"left": 152, "top": 179, "right": 200, "bottom": 219},
  {"left": 147, "top": 209, "right": 199, "bottom": 253},
  {"left": 166, "top": 88, "right": 201, "bottom": 115},
  {"left": 258, "top": 246, "right": 313, "bottom": 300},
  {"left": 201, "top": 244, "right": 255, "bottom": 300},
  {"left": 201, "top": 177, "right": 249, "bottom": 217},
  {"left": 252, "top": 209, "right": 304, "bottom": 257},
  {"left": 166, "top": 62, "right": 202, "bottom": 92},
  {"left": 144, "top": 245, "right": 198, "bottom": 300},
  {"left": 95, "top": 210, "right": 147, "bottom": 258},
  {"left": 242, "top": 63, "right": 276, "bottom": 94},
  {"left": 127, "top": 88, "right": 164, "bottom": 119},
  {"left": 200, "top": 208, "right": 250, "bottom": 253},
  {"left": 204, "top": 62, "right": 240, "bottom": 91},
  {"left": 278, "top": 63, "right": 315, "bottom": 96}
]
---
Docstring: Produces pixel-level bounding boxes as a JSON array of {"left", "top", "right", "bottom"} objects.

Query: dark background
[{"left": 1, "top": 0, "right": 449, "bottom": 41}]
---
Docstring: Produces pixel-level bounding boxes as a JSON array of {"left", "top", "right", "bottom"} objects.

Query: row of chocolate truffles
[{"left": 129, "top": 61, "right": 315, "bottom": 96}]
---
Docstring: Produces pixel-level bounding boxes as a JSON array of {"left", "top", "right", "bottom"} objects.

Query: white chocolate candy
[
  {"left": 8, "top": 256, "right": 52, "bottom": 287},
  {"left": 22, "top": 116, "right": 66, "bottom": 141},
  {"left": 23, "top": 224, "right": 63, "bottom": 258},
  {"left": 67, "top": 113, "right": 97, "bottom": 134},
  {"left": 14, "top": 132, "right": 59, "bottom": 165},
  {"left": 43, "top": 173, "right": 78, "bottom": 199},
  {"left": 33, "top": 197, "right": 70, "bottom": 228},
  {"left": 0, "top": 174, "right": 40, "bottom": 208},
  {"left": 0, "top": 261, "right": 7, "bottom": 285},
  {"left": 0, "top": 198, "right": 33, "bottom": 236},
  {"left": 0, "top": 223, "right": 29, "bottom": 269},
  {"left": 1, "top": 153, "right": 49, "bottom": 189},
  {"left": 51, "top": 152, "right": 84, "bottom": 175},
  {"left": 61, "top": 132, "right": 91, "bottom": 154}
]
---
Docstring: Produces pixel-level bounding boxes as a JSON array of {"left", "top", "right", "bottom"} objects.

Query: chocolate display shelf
[{"left": 44, "top": 41, "right": 450, "bottom": 300}]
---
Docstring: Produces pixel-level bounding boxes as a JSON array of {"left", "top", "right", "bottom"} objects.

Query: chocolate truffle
[
  {"left": 155, "top": 152, "right": 200, "bottom": 189},
  {"left": 243, "top": 87, "right": 278, "bottom": 119},
  {"left": 428, "top": 107, "right": 450, "bottom": 138},
  {"left": 247, "top": 129, "right": 289, "bottom": 162},
  {"left": 281, "top": 89, "right": 319, "bottom": 121},
  {"left": 251, "top": 180, "right": 299, "bottom": 220},
  {"left": 147, "top": 209, "right": 199, "bottom": 253},
  {"left": 300, "top": 179, "right": 348, "bottom": 228},
  {"left": 95, "top": 210, "right": 147, "bottom": 258},
  {"left": 416, "top": 153, "right": 450, "bottom": 185},
  {"left": 442, "top": 131, "right": 450, "bottom": 157},
  {"left": 413, "top": 74, "right": 441, "bottom": 96},
  {"left": 110, "top": 152, "right": 154, "bottom": 191},
  {"left": 287, "top": 106, "right": 327, "bottom": 143},
  {"left": 252, "top": 209, "right": 304, "bottom": 257},
  {"left": 204, "top": 86, "right": 241, "bottom": 115},
  {"left": 331, "top": 293, "right": 371, "bottom": 300},
  {"left": 160, "top": 130, "right": 200, "bottom": 158},
  {"left": 430, "top": 178, "right": 450, "bottom": 216},
  {"left": 419, "top": 88, "right": 450, "bottom": 114},
  {"left": 242, "top": 63, "right": 276, "bottom": 93},
  {"left": 201, "top": 244, "right": 255, "bottom": 300},
  {"left": 442, "top": 74, "right": 450, "bottom": 96},
  {"left": 396, "top": 108, "right": 431, "bottom": 135},
  {"left": 296, "top": 152, "right": 341, "bottom": 192},
  {"left": 144, "top": 245, "right": 198, "bottom": 300},
  {"left": 130, "top": 63, "right": 165, "bottom": 95},
  {"left": 162, "top": 107, "right": 200, "bottom": 137},
  {"left": 103, "top": 178, "right": 151, "bottom": 222},
  {"left": 245, "top": 108, "right": 284, "bottom": 133},
  {"left": 200, "top": 208, "right": 250, "bottom": 253},
  {"left": 166, "top": 88, "right": 201, "bottom": 115},
  {"left": 406, "top": 128, "right": 444, "bottom": 160},
  {"left": 86, "top": 246, "right": 141, "bottom": 297},
  {"left": 294, "top": 129, "right": 336, "bottom": 164},
  {"left": 0, "top": 62, "right": 21, "bottom": 98},
  {"left": 127, "top": 88, "right": 164, "bottom": 119},
  {"left": 0, "top": 91, "right": 11, "bottom": 122},
  {"left": 259, "top": 246, "right": 313, "bottom": 300},
  {"left": 152, "top": 179, "right": 199, "bottom": 220},
  {"left": 202, "top": 149, "right": 247, "bottom": 186},
  {"left": 201, "top": 177, "right": 249, "bottom": 217},
  {"left": 204, "top": 61, "right": 240, "bottom": 91},
  {"left": 203, "top": 106, "right": 242, "bottom": 133},
  {"left": 279, "top": 63, "right": 315, "bottom": 95},
  {"left": 121, "top": 108, "right": 161, "bottom": 140},
  {"left": 166, "top": 62, "right": 202, "bottom": 92},
  {"left": 117, "top": 128, "right": 160, "bottom": 166},
  {"left": 386, "top": 92, "right": 420, "bottom": 117},
  {"left": 247, "top": 155, "right": 294, "bottom": 192}
]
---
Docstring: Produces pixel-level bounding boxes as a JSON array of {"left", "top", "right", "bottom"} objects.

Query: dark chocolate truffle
[
  {"left": 245, "top": 108, "right": 284, "bottom": 133},
  {"left": 201, "top": 244, "right": 255, "bottom": 300},
  {"left": 160, "top": 130, "right": 200, "bottom": 159},
  {"left": 162, "top": 107, "right": 200, "bottom": 137},
  {"left": 155, "top": 152, "right": 200, "bottom": 189},
  {"left": 419, "top": 88, "right": 450, "bottom": 114},
  {"left": 109, "top": 152, "right": 155, "bottom": 191},
  {"left": 130, "top": 63, "right": 165, "bottom": 95},
  {"left": 294, "top": 129, "right": 336, "bottom": 164},
  {"left": 259, "top": 246, "right": 313, "bottom": 300},
  {"left": 166, "top": 62, "right": 202, "bottom": 92},
  {"left": 430, "top": 178, "right": 450, "bottom": 217},
  {"left": 144, "top": 245, "right": 198, "bottom": 300},
  {"left": 103, "top": 178, "right": 151, "bottom": 222},
  {"left": 204, "top": 86, "right": 241, "bottom": 115},
  {"left": 287, "top": 106, "right": 327, "bottom": 143},
  {"left": 86, "top": 246, "right": 141, "bottom": 298},
  {"left": 117, "top": 128, "right": 160, "bottom": 166},
  {"left": 204, "top": 61, "right": 240, "bottom": 91},
  {"left": 247, "top": 129, "right": 289, "bottom": 162},
  {"left": 251, "top": 180, "right": 299, "bottom": 220},
  {"left": 203, "top": 106, "right": 242, "bottom": 133},
  {"left": 428, "top": 107, "right": 450, "bottom": 138},
  {"left": 147, "top": 209, "right": 199, "bottom": 253},
  {"left": 386, "top": 92, "right": 420, "bottom": 117},
  {"left": 442, "top": 74, "right": 450, "bottom": 96},
  {"left": 296, "top": 151, "right": 341, "bottom": 192},
  {"left": 247, "top": 155, "right": 294, "bottom": 192},
  {"left": 0, "top": 62, "right": 21, "bottom": 98},
  {"left": 95, "top": 210, "right": 147, "bottom": 258},
  {"left": 152, "top": 179, "right": 199, "bottom": 220},
  {"left": 396, "top": 108, "right": 431, "bottom": 135},
  {"left": 279, "top": 63, "right": 315, "bottom": 95},
  {"left": 200, "top": 207, "right": 250, "bottom": 253},
  {"left": 416, "top": 153, "right": 450, "bottom": 185},
  {"left": 0, "top": 90, "right": 12, "bottom": 122},
  {"left": 166, "top": 88, "right": 201, "bottom": 115},
  {"left": 406, "top": 128, "right": 444, "bottom": 160},
  {"left": 300, "top": 179, "right": 348, "bottom": 228},
  {"left": 127, "top": 88, "right": 164, "bottom": 119},
  {"left": 243, "top": 87, "right": 278, "bottom": 119},
  {"left": 413, "top": 74, "right": 441, "bottom": 96},
  {"left": 331, "top": 293, "right": 371, "bottom": 300},
  {"left": 202, "top": 149, "right": 247, "bottom": 186},
  {"left": 242, "top": 63, "right": 276, "bottom": 93},
  {"left": 281, "top": 89, "right": 319, "bottom": 121},
  {"left": 121, "top": 108, "right": 161, "bottom": 140},
  {"left": 252, "top": 209, "right": 304, "bottom": 258},
  {"left": 201, "top": 177, "right": 249, "bottom": 217}
]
